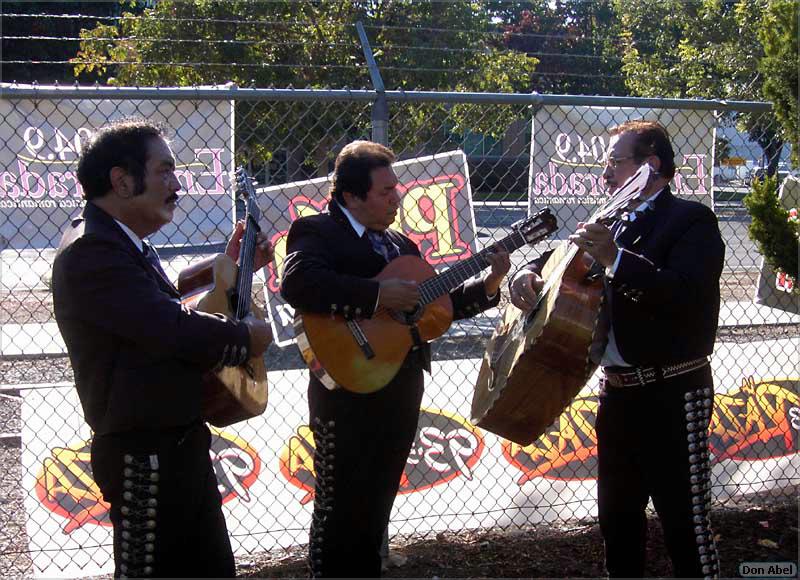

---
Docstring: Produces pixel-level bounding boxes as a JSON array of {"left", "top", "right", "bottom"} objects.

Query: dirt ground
[{"left": 240, "top": 496, "right": 798, "bottom": 578}]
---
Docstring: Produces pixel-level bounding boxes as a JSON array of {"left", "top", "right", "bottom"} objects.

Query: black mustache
[{"left": 166, "top": 195, "right": 179, "bottom": 204}]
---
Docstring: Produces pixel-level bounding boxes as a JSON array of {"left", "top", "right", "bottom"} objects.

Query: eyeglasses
[{"left": 606, "top": 156, "right": 634, "bottom": 169}]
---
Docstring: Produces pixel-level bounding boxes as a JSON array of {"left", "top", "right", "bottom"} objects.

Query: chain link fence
[{"left": 0, "top": 86, "right": 797, "bottom": 577}]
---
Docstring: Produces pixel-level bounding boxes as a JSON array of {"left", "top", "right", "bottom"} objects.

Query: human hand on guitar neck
[
  {"left": 224, "top": 220, "right": 275, "bottom": 356},
  {"left": 225, "top": 220, "right": 275, "bottom": 271},
  {"left": 568, "top": 222, "right": 618, "bottom": 268},
  {"left": 483, "top": 246, "right": 512, "bottom": 297}
]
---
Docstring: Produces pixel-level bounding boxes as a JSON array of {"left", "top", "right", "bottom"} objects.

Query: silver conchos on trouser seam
[
  {"left": 309, "top": 418, "right": 336, "bottom": 578},
  {"left": 684, "top": 387, "right": 719, "bottom": 579},
  {"left": 118, "top": 453, "right": 159, "bottom": 579}
]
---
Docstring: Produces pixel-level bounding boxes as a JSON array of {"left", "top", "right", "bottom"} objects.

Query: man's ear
[
  {"left": 647, "top": 155, "right": 662, "bottom": 174},
  {"left": 109, "top": 166, "right": 132, "bottom": 198},
  {"left": 341, "top": 190, "right": 355, "bottom": 208}
]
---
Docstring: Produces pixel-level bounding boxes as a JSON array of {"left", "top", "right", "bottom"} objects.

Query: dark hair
[
  {"left": 77, "top": 118, "right": 166, "bottom": 200},
  {"left": 330, "top": 140, "right": 396, "bottom": 205},
  {"left": 610, "top": 120, "right": 676, "bottom": 179}
]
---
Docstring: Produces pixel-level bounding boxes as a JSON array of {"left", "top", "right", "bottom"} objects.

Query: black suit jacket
[
  {"left": 526, "top": 187, "right": 725, "bottom": 366},
  {"left": 280, "top": 200, "right": 500, "bottom": 376},
  {"left": 52, "top": 202, "right": 250, "bottom": 435}
]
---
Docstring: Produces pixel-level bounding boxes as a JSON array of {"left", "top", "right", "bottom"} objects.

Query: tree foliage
[
  {"left": 500, "top": 0, "right": 626, "bottom": 95},
  {"left": 612, "top": 0, "right": 784, "bottom": 174},
  {"left": 744, "top": 175, "right": 799, "bottom": 281},
  {"left": 71, "top": 0, "right": 539, "bottom": 177},
  {"left": 0, "top": 1, "right": 134, "bottom": 83},
  {"left": 758, "top": 0, "right": 799, "bottom": 168}
]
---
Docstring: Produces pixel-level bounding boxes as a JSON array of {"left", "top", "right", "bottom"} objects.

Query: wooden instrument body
[
  {"left": 471, "top": 242, "right": 602, "bottom": 444},
  {"left": 295, "top": 255, "right": 453, "bottom": 394},
  {"left": 178, "top": 254, "right": 269, "bottom": 427}
]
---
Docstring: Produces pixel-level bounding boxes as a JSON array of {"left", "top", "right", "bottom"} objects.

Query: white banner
[
  {"left": 0, "top": 84, "right": 235, "bottom": 250},
  {"left": 529, "top": 106, "right": 716, "bottom": 236},
  {"left": 22, "top": 338, "right": 799, "bottom": 577}
]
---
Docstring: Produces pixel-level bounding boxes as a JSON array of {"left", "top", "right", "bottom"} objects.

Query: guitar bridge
[{"left": 346, "top": 320, "right": 376, "bottom": 360}]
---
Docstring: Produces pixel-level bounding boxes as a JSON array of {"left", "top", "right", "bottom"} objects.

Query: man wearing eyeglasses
[{"left": 510, "top": 120, "right": 725, "bottom": 578}]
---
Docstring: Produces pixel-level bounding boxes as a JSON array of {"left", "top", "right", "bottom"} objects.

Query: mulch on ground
[{"left": 242, "top": 497, "right": 797, "bottom": 578}]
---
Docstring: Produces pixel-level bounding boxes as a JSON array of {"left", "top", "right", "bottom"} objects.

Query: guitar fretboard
[
  {"left": 235, "top": 193, "right": 260, "bottom": 320},
  {"left": 418, "top": 230, "right": 528, "bottom": 306}
]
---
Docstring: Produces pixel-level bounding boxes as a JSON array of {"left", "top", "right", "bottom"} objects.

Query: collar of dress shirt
[
  {"left": 336, "top": 201, "right": 368, "bottom": 238},
  {"left": 113, "top": 219, "right": 144, "bottom": 253},
  {"left": 634, "top": 185, "right": 665, "bottom": 213}
]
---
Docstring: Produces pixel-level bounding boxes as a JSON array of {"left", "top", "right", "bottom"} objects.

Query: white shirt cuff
[{"left": 606, "top": 248, "right": 623, "bottom": 279}]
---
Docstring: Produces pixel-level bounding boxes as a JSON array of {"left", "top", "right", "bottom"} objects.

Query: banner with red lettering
[
  {"left": 528, "top": 106, "right": 715, "bottom": 234},
  {"left": 0, "top": 85, "right": 234, "bottom": 249},
  {"left": 259, "top": 150, "right": 477, "bottom": 346},
  {"left": 21, "top": 338, "right": 799, "bottom": 577}
]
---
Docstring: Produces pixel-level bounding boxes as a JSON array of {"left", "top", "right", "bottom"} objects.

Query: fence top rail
[{"left": 0, "top": 83, "right": 773, "bottom": 112}]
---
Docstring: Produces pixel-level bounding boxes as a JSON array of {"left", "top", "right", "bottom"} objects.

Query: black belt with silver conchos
[{"left": 603, "top": 357, "right": 710, "bottom": 388}]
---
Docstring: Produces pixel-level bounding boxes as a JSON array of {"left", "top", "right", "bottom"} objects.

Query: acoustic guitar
[
  {"left": 178, "top": 167, "right": 270, "bottom": 427},
  {"left": 295, "top": 209, "right": 558, "bottom": 394},
  {"left": 471, "top": 165, "right": 655, "bottom": 445}
]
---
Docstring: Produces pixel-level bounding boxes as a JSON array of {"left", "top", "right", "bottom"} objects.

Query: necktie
[
  {"left": 142, "top": 240, "right": 170, "bottom": 280},
  {"left": 367, "top": 229, "right": 399, "bottom": 262}
]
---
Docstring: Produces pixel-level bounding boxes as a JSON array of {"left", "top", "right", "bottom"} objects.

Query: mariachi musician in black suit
[
  {"left": 280, "top": 140, "right": 510, "bottom": 578},
  {"left": 52, "top": 119, "right": 273, "bottom": 578},
  {"left": 510, "top": 120, "right": 725, "bottom": 578}
]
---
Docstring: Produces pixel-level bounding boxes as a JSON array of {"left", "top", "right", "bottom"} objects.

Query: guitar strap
[{"left": 408, "top": 323, "right": 424, "bottom": 350}]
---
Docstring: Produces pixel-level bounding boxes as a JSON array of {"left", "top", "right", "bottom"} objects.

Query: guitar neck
[
  {"left": 234, "top": 212, "right": 260, "bottom": 320},
  {"left": 418, "top": 230, "right": 528, "bottom": 306}
]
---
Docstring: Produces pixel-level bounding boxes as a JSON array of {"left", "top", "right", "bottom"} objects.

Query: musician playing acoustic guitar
[
  {"left": 280, "top": 140, "right": 510, "bottom": 578},
  {"left": 510, "top": 120, "right": 724, "bottom": 579},
  {"left": 52, "top": 119, "right": 273, "bottom": 578}
]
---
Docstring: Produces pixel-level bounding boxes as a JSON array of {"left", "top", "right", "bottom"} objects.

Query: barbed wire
[
  {"left": 1, "top": 35, "right": 361, "bottom": 49},
  {"left": 2, "top": 33, "right": 628, "bottom": 64},
  {"left": 2, "top": 60, "right": 366, "bottom": 71},
  {"left": 381, "top": 66, "right": 625, "bottom": 80},
  {"left": 1, "top": 12, "right": 669, "bottom": 49}
]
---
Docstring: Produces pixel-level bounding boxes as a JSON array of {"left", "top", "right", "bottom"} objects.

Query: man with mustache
[
  {"left": 52, "top": 118, "right": 273, "bottom": 578},
  {"left": 510, "top": 120, "right": 724, "bottom": 578},
  {"left": 281, "top": 140, "right": 510, "bottom": 577}
]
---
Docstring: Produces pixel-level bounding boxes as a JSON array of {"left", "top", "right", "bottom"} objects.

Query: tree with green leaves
[
  {"left": 72, "top": 0, "right": 539, "bottom": 180},
  {"left": 758, "top": 0, "right": 799, "bottom": 168},
  {"left": 0, "top": 1, "right": 136, "bottom": 83},
  {"left": 744, "top": 174, "right": 799, "bottom": 281},
  {"left": 613, "top": 0, "right": 785, "bottom": 175},
  {"left": 500, "top": 0, "right": 627, "bottom": 95}
]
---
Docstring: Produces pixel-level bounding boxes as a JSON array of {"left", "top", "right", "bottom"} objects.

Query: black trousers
[
  {"left": 596, "top": 366, "right": 719, "bottom": 578},
  {"left": 91, "top": 423, "right": 235, "bottom": 578},
  {"left": 307, "top": 357, "right": 425, "bottom": 578}
]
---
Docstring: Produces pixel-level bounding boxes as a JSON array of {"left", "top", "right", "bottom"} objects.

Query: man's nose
[
  {"left": 602, "top": 163, "right": 613, "bottom": 181},
  {"left": 170, "top": 173, "right": 182, "bottom": 193}
]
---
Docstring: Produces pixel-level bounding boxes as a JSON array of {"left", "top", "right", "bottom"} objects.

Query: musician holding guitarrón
[
  {"left": 52, "top": 119, "right": 273, "bottom": 578},
  {"left": 510, "top": 120, "right": 724, "bottom": 579},
  {"left": 280, "top": 140, "right": 510, "bottom": 578}
]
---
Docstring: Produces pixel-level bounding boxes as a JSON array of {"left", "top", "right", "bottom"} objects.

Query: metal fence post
[{"left": 356, "top": 21, "right": 389, "bottom": 146}]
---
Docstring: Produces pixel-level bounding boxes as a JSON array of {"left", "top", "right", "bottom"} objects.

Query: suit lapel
[
  {"left": 619, "top": 186, "right": 672, "bottom": 250},
  {"left": 83, "top": 203, "right": 180, "bottom": 297},
  {"left": 328, "top": 200, "right": 394, "bottom": 267}
]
